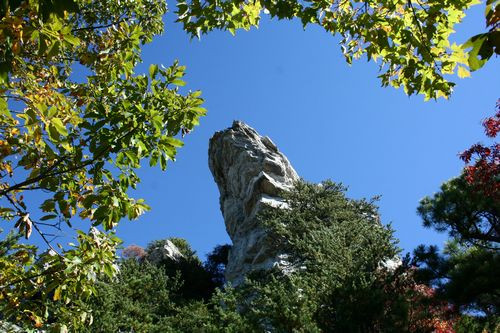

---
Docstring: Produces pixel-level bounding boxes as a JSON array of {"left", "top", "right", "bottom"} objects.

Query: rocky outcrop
[
  {"left": 146, "top": 240, "right": 184, "bottom": 265},
  {"left": 0, "top": 321, "right": 24, "bottom": 333},
  {"left": 209, "top": 121, "right": 299, "bottom": 285}
]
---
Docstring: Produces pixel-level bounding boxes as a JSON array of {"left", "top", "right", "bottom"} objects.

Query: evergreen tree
[
  {"left": 418, "top": 175, "right": 499, "bottom": 247},
  {"left": 145, "top": 238, "right": 220, "bottom": 301},
  {"left": 230, "top": 180, "right": 426, "bottom": 332},
  {"left": 413, "top": 242, "right": 500, "bottom": 315},
  {"left": 82, "top": 259, "right": 180, "bottom": 333}
]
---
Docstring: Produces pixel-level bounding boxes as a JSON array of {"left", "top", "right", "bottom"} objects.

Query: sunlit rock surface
[
  {"left": 209, "top": 121, "right": 299, "bottom": 285},
  {"left": 0, "top": 321, "right": 23, "bottom": 332},
  {"left": 146, "top": 239, "right": 184, "bottom": 265}
]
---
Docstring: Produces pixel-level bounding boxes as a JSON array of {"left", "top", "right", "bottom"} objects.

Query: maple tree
[
  {"left": 460, "top": 101, "right": 500, "bottom": 200},
  {"left": 407, "top": 284, "right": 457, "bottom": 333},
  {"left": 462, "top": 0, "right": 499, "bottom": 71}
]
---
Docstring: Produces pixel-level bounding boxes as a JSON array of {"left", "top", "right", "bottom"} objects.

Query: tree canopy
[
  {"left": 0, "top": 0, "right": 205, "bottom": 236},
  {"left": 177, "top": 0, "right": 489, "bottom": 100},
  {"left": 82, "top": 239, "right": 231, "bottom": 332},
  {"left": 413, "top": 242, "right": 500, "bottom": 316}
]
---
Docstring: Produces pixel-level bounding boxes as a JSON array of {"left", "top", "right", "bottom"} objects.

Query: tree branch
[{"left": 5, "top": 194, "right": 63, "bottom": 257}]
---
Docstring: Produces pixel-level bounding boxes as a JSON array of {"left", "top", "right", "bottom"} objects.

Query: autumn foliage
[
  {"left": 122, "top": 244, "right": 147, "bottom": 260},
  {"left": 408, "top": 283, "right": 457, "bottom": 333},
  {"left": 460, "top": 101, "right": 500, "bottom": 199}
]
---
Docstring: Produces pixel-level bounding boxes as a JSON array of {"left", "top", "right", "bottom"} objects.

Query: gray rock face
[
  {"left": 0, "top": 321, "right": 24, "bottom": 333},
  {"left": 209, "top": 121, "right": 299, "bottom": 285},
  {"left": 146, "top": 240, "right": 184, "bottom": 265}
]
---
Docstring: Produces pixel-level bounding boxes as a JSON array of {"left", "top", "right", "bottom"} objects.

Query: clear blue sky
[{"left": 89, "top": 4, "right": 499, "bottom": 260}]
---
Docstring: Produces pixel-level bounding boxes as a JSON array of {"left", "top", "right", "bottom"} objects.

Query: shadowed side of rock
[{"left": 208, "top": 121, "right": 299, "bottom": 285}]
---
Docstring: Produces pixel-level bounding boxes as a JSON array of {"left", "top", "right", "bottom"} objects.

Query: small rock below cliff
[{"left": 146, "top": 239, "right": 184, "bottom": 265}]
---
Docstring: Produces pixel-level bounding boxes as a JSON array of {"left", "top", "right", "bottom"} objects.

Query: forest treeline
[
  {"left": 75, "top": 182, "right": 500, "bottom": 331},
  {"left": 3, "top": 180, "right": 497, "bottom": 332}
]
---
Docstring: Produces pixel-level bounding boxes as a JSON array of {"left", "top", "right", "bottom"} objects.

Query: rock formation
[
  {"left": 146, "top": 239, "right": 184, "bottom": 265},
  {"left": 209, "top": 121, "right": 299, "bottom": 285}
]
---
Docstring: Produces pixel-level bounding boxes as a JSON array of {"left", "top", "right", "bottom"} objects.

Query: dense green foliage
[
  {"left": 203, "top": 244, "right": 231, "bottom": 287},
  {"left": 415, "top": 173, "right": 499, "bottom": 317},
  {"left": 82, "top": 259, "right": 181, "bottom": 333},
  {"left": 413, "top": 242, "right": 499, "bottom": 315},
  {"left": 454, "top": 315, "right": 500, "bottom": 333},
  {"left": 82, "top": 240, "right": 247, "bottom": 332},
  {"left": 78, "top": 181, "right": 460, "bottom": 332},
  {"left": 418, "top": 175, "right": 499, "bottom": 247},
  {"left": 238, "top": 180, "right": 413, "bottom": 332},
  {"left": 0, "top": 228, "right": 121, "bottom": 331},
  {"left": 144, "top": 238, "right": 222, "bottom": 300}
]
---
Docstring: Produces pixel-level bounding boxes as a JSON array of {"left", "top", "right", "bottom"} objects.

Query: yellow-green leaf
[
  {"left": 53, "top": 286, "right": 62, "bottom": 301},
  {"left": 171, "top": 79, "right": 186, "bottom": 86},
  {"left": 51, "top": 118, "right": 69, "bottom": 136},
  {"left": 149, "top": 64, "right": 158, "bottom": 78},
  {"left": 457, "top": 66, "right": 471, "bottom": 78}
]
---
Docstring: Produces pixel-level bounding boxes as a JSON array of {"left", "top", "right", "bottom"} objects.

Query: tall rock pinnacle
[{"left": 209, "top": 121, "right": 299, "bottom": 285}]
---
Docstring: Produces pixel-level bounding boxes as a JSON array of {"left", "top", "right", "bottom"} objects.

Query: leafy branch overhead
[
  {"left": 177, "top": 0, "right": 496, "bottom": 100},
  {"left": 463, "top": 0, "right": 500, "bottom": 71},
  {"left": 0, "top": 0, "right": 205, "bottom": 329},
  {"left": 0, "top": 0, "right": 205, "bottom": 233}
]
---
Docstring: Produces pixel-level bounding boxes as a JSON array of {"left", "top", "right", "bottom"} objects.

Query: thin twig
[
  {"left": 5, "top": 194, "right": 63, "bottom": 258},
  {"left": 71, "top": 18, "right": 128, "bottom": 32}
]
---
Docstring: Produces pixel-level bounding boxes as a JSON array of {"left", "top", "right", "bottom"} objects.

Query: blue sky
[
  {"left": 111, "top": 4, "right": 500, "bottom": 260},
  {"left": 20, "top": 4, "right": 498, "bottom": 261}
]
